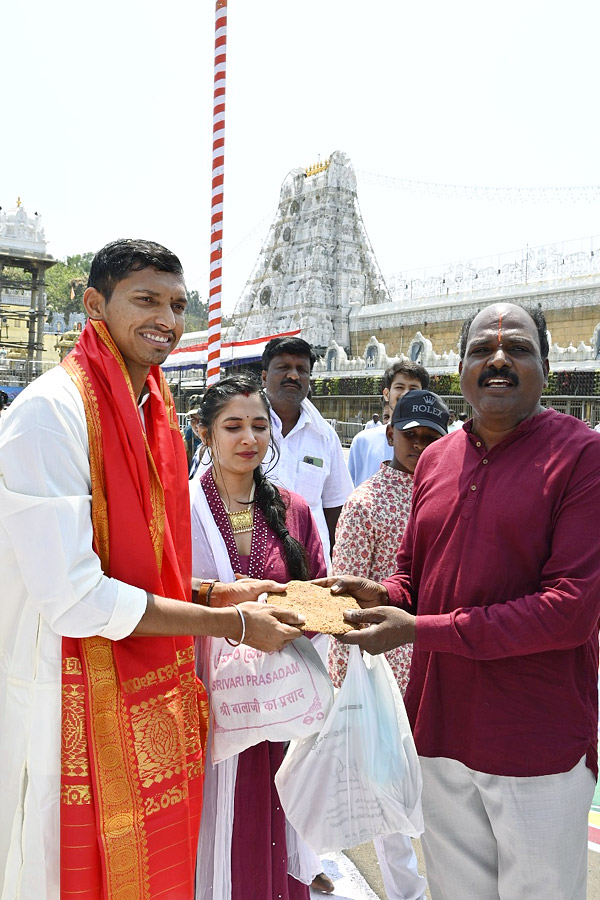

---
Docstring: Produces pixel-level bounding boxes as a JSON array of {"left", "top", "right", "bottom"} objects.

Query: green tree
[
  {"left": 0, "top": 266, "right": 32, "bottom": 291},
  {"left": 183, "top": 290, "right": 235, "bottom": 333},
  {"left": 185, "top": 289, "right": 209, "bottom": 332},
  {"left": 66, "top": 252, "right": 94, "bottom": 273},
  {"left": 45, "top": 254, "right": 93, "bottom": 320}
]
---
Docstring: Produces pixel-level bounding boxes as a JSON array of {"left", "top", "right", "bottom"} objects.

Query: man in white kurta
[
  {"left": 261, "top": 336, "right": 353, "bottom": 563},
  {"left": 265, "top": 396, "right": 352, "bottom": 563},
  {"left": 0, "top": 366, "right": 147, "bottom": 898},
  {"left": 347, "top": 424, "right": 393, "bottom": 487},
  {"left": 0, "top": 242, "right": 303, "bottom": 900}
]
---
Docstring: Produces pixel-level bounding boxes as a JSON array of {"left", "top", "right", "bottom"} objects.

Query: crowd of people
[{"left": 1, "top": 237, "right": 599, "bottom": 900}]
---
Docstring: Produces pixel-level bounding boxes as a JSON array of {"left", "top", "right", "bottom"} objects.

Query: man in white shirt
[
  {"left": 0, "top": 240, "right": 303, "bottom": 900},
  {"left": 348, "top": 361, "right": 430, "bottom": 487},
  {"left": 454, "top": 412, "right": 469, "bottom": 430},
  {"left": 261, "top": 336, "right": 353, "bottom": 563},
  {"left": 364, "top": 413, "right": 382, "bottom": 429}
]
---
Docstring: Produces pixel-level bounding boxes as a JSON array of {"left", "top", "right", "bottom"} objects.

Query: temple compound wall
[
  {"left": 342, "top": 237, "right": 600, "bottom": 374},
  {"left": 312, "top": 240, "right": 600, "bottom": 428},
  {"left": 350, "top": 282, "right": 600, "bottom": 370}
]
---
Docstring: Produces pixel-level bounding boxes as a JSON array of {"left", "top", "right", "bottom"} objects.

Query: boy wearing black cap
[
  {"left": 328, "top": 389, "right": 449, "bottom": 900},
  {"left": 388, "top": 390, "right": 449, "bottom": 475}
]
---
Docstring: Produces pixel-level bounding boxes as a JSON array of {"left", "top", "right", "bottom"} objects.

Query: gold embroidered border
[
  {"left": 62, "top": 656, "right": 82, "bottom": 676},
  {"left": 62, "top": 682, "right": 89, "bottom": 778},
  {"left": 179, "top": 673, "right": 201, "bottom": 759},
  {"left": 158, "top": 370, "right": 181, "bottom": 433},
  {"left": 61, "top": 784, "right": 92, "bottom": 806},
  {"left": 176, "top": 645, "right": 207, "bottom": 767},
  {"left": 61, "top": 355, "right": 109, "bottom": 569},
  {"left": 176, "top": 645, "right": 194, "bottom": 667},
  {"left": 92, "top": 320, "right": 139, "bottom": 410},
  {"left": 82, "top": 636, "right": 150, "bottom": 900},
  {"left": 130, "top": 691, "right": 184, "bottom": 788},
  {"left": 145, "top": 452, "right": 165, "bottom": 573}
]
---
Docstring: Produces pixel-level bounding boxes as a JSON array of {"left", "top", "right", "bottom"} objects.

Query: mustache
[
  {"left": 281, "top": 380, "right": 301, "bottom": 388},
  {"left": 478, "top": 368, "right": 519, "bottom": 388}
]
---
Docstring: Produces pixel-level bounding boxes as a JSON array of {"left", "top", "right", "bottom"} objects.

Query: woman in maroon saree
[{"left": 191, "top": 375, "right": 326, "bottom": 900}]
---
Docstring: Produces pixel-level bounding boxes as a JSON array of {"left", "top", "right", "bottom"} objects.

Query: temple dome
[{"left": 0, "top": 199, "right": 47, "bottom": 254}]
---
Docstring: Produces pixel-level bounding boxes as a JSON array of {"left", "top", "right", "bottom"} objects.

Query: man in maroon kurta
[{"left": 322, "top": 303, "right": 600, "bottom": 900}]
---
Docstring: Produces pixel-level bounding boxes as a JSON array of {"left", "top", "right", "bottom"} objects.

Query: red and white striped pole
[{"left": 206, "top": 0, "right": 227, "bottom": 385}]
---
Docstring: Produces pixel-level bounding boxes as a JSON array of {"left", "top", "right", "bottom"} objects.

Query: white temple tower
[
  {"left": 0, "top": 198, "right": 56, "bottom": 365},
  {"left": 230, "top": 151, "right": 389, "bottom": 352}
]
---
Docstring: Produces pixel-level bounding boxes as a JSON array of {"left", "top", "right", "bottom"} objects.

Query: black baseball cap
[{"left": 391, "top": 390, "right": 449, "bottom": 437}]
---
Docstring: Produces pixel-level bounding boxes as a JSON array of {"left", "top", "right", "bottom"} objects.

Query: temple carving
[{"left": 229, "top": 151, "right": 388, "bottom": 350}]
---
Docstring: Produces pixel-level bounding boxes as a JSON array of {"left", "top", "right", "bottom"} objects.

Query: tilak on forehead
[{"left": 498, "top": 312, "right": 503, "bottom": 345}]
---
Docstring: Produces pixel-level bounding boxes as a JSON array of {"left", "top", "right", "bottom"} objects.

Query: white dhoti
[{"left": 419, "top": 755, "right": 594, "bottom": 900}]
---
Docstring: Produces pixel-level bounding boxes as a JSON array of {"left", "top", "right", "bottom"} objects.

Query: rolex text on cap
[{"left": 390, "top": 390, "right": 450, "bottom": 437}]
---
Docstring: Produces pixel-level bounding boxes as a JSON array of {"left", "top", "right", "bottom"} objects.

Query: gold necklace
[{"left": 225, "top": 484, "right": 256, "bottom": 534}]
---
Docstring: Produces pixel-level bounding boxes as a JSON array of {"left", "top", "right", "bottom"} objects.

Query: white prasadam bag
[
  {"left": 275, "top": 645, "right": 424, "bottom": 853},
  {"left": 209, "top": 633, "right": 333, "bottom": 763},
  {"left": 190, "top": 479, "right": 334, "bottom": 764}
]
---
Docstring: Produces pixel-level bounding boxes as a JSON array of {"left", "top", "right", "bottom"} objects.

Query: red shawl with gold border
[{"left": 60, "top": 320, "right": 208, "bottom": 900}]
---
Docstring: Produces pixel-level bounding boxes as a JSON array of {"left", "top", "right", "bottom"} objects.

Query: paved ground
[
  {"left": 311, "top": 836, "right": 600, "bottom": 898},
  {"left": 308, "top": 850, "right": 381, "bottom": 899}
]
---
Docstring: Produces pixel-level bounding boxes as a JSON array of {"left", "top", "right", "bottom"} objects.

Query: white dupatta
[
  {"left": 190, "top": 478, "right": 323, "bottom": 895},
  {"left": 191, "top": 480, "right": 240, "bottom": 900}
]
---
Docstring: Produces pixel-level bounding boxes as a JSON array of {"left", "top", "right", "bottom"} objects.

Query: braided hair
[{"left": 198, "top": 374, "right": 310, "bottom": 581}]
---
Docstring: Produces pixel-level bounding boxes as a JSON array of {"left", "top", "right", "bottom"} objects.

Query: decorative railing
[
  {"left": 311, "top": 370, "right": 600, "bottom": 398},
  {"left": 385, "top": 235, "right": 600, "bottom": 304}
]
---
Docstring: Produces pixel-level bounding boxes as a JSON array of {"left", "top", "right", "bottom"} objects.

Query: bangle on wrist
[{"left": 225, "top": 604, "right": 246, "bottom": 647}]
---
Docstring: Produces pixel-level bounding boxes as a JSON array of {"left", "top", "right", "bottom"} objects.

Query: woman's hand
[
  {"left": 339, "top": 607, "right": 416, "bottom": 654},
  {"left": 209, "top": 578, "right": 288, "bottom": 608},
  {"left": 311, "top": 575, "right": 389, "bottom": 609}
]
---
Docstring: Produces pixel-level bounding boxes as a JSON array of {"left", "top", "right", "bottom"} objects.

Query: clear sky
[{"left": 3, "top": 0, "right": 599, "bottom": 313}]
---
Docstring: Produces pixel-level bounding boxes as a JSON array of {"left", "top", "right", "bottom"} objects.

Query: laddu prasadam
[{"left": 266, "top": 581, "right": 361, "bottom": 634}]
